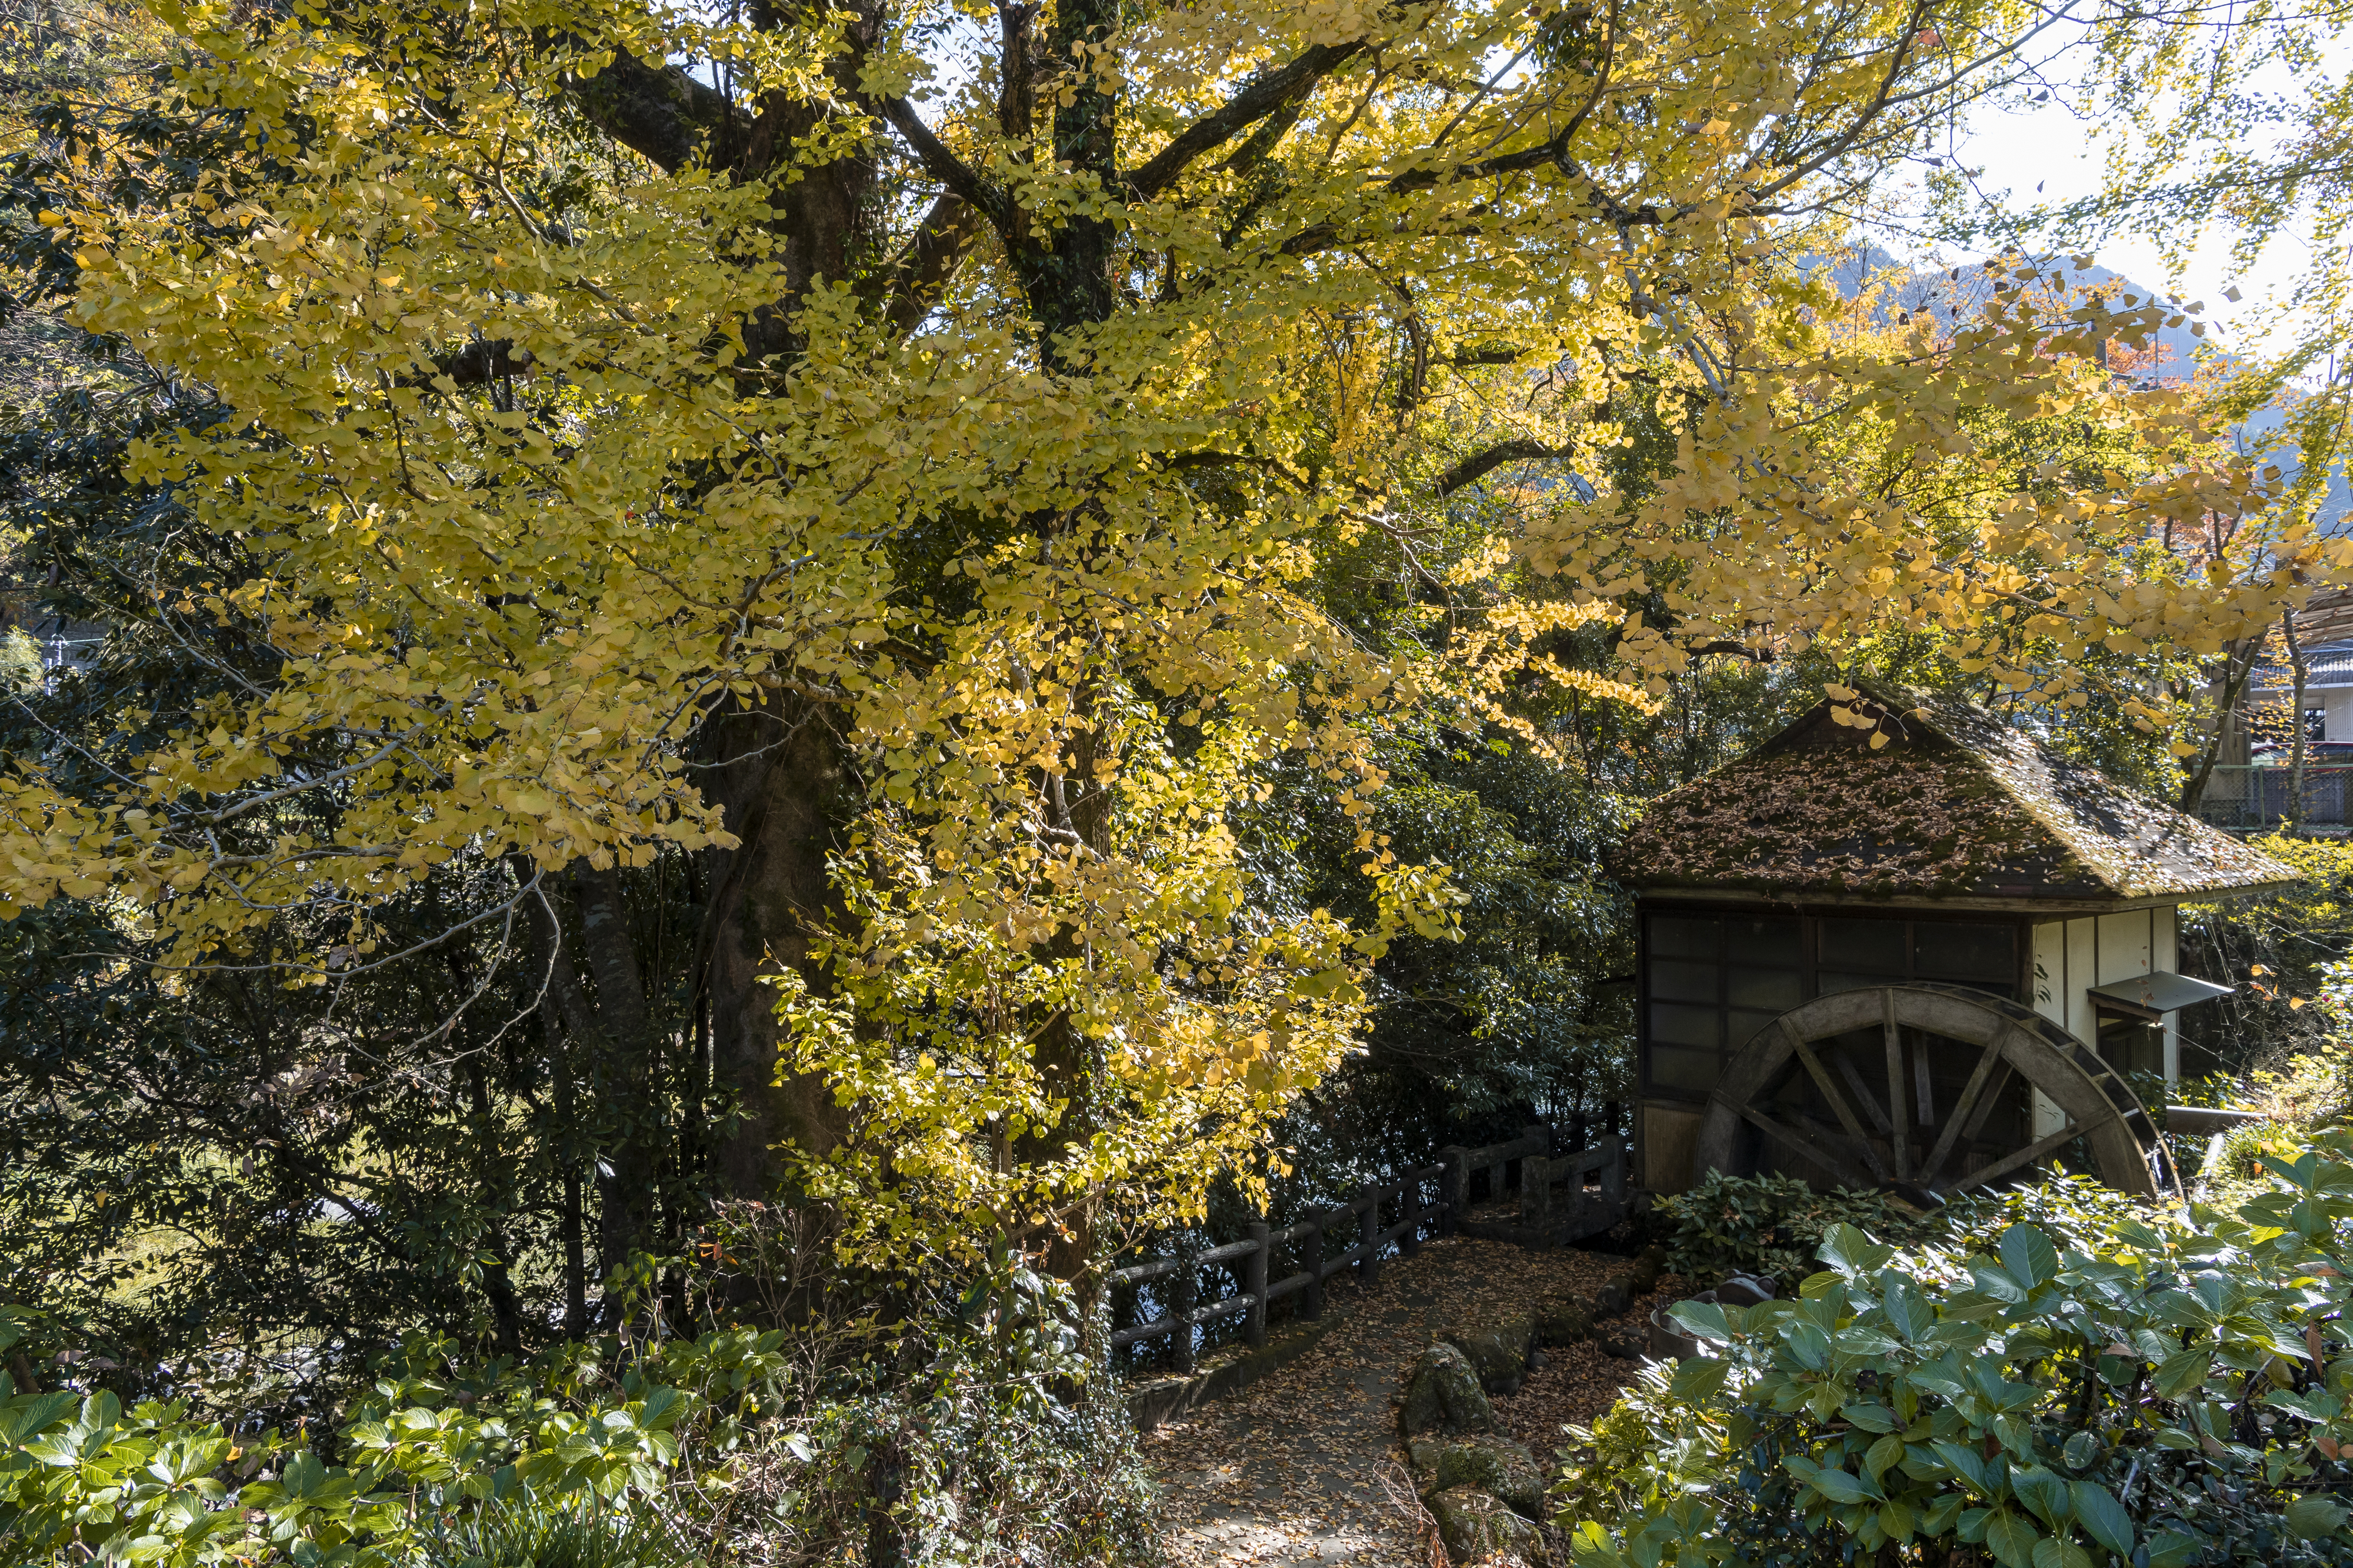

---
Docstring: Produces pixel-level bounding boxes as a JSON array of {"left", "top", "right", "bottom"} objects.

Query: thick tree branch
[
  {"left": 882, "top": 193, "right": 986, "bottom": 335},
  {"left": 566, "top": 45, "right": 751, "bottom": 176},
  {"left": 1127, "top": 40, "right": 1368, "bottom": 199},
  {"left": 881, "top": 97, "right": 1013, "bottom": 233},
  {"left": 1434, "top": 438, "right": 1593, "bottom": 498}
]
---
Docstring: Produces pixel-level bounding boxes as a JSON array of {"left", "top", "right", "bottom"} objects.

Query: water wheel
[{"left": 1690, "top": 983, "right": 2169, "bottom": 1199}]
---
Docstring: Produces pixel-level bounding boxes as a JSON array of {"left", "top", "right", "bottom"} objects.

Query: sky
[
  {"left": 1944, "top": 96, "right": 2273, "bottom": 343},
  {"left": 1921, "top": 35, "right": 2352, "bottom": 361}
]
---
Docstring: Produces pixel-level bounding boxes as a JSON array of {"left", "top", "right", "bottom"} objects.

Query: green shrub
[
  {"left": 1559, "top": 1134, "right": 2353, "bottom": 1568},
  {"left": 1651, "top": 1171, "right": 1944, "bottom": 1293},
  {"left": 0, "top": 1255, "right": 1155, "bottom": 1567},
  {"left": 430, "top": 1503, "right": 681, "bottom": 1568}
]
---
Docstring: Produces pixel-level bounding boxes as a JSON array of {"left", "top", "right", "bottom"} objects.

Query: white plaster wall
[
  {"left": 2154, "top": 906, "right": 2179, "bottom": 1080},
  {"left": 2324, "top": 687, "right": 2353, "bottom": 743},
  {"left": 2031, "top": 922, "right": 2065, "bottom": 1025},
  {"left": 2033, "top": 909, "right": 2162, "bottom": 1137}
]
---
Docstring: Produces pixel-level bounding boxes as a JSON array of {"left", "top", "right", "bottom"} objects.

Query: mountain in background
[{"left": 1812, "top": 242, "right": 2351, "bottom": 531}]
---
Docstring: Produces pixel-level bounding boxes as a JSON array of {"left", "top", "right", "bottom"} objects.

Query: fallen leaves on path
[{"left": 1141, "top": 1236, "right": 1681, "bottom": 1566}]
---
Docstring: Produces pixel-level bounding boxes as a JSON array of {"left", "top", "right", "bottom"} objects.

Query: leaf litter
[{"left": 1140, "top": 1233, "right": 1688, "bottom": 1565}]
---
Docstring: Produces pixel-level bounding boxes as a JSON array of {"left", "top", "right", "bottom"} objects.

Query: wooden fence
[{"left": 1110, "top": 1113, "right": 1625, "bottom": 1373}]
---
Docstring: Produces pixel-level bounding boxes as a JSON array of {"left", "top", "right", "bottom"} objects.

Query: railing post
[
  {"left": 1438, "top": 1148, "right": 1466, "bottom": 1236},
  {"left": 1358, "top": 1196, "right": 1380, "bottom": 1291},
  {"left": 1521, "top": 1154, "right": 1551, "bottom": 1227},
  {"left": 1570, "top": 1110, "right": 1589, "bottom": 1154},
  {"left": 1602, "top": 1133, "right": 1626, "bottom": 1207},
  {"left": 1245, "top": 1220, "right": 1269, "bottom": 1348},
  {"left": 1301, "top": 1215, "right": 1324, "bottom": 1320},
  {"left": 1399, "top": 1170, "right": 1423, "bottom": 1256},
  {"left": 1171, "top": 1243, "right": 1197, "bottom": 1374}
]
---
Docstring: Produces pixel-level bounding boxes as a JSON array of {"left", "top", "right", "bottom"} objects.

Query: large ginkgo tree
[{"left": 4, "top": 0, "right": 2335, "bottom": 1293}]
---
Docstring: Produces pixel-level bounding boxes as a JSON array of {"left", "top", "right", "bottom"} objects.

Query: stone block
[
  {"left": 1535, "top": 1296, "right": 1593, "bottom": 1345},
  {"left": 1428, "top": 1485, "right": 1539, "bottom": 1564},
  {"left": 1431, "top": 1433, "right": 1547, "bottom": 1519},
  {"left": 1626, "top": 1243, "right": 1667, "bottom": 1295},
  {"left": 1441, "top": 1317, "right": 1534, "bottom": 1396},
  {"left": 1398, "top": 1342, "right": 1497, "bottom": 1437}
]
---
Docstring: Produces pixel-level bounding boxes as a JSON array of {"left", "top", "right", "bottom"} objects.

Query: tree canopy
[{"left": 0, "top": 0, "right": 2341, "bottom": 1355}]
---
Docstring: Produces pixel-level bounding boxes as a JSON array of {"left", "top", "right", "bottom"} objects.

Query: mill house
[{"left": 1616, "top": 689, "right": 2297, "bottom": 1199}]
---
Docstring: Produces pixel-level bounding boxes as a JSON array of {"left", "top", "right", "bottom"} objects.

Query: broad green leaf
[
  {"left": 2011, "top": 1464, "right": 2071, "bottom": 1528},
  {"left": 2154, "top": 1347, "right": 2211, "bottom": 1398},
  {"left": 1798, "top": 1270, "right": 1842, "bottom": 1300},
  {"left": 1999, "top": 1225, "right": 2059, "bottom": 1289},
  {"left": 2069, "top": 1479, "right": 2132, "bottom": 1556},
  {"left": 1840, "top": 1402, "right": 1899, "bottom": 1433},
  {"left": 1931, "top": 1439, "right": 1988, "bottom": 1490},
  {"left": 1806, "top": 1466, "right": 1877, "bottom": 1504},
  {"left": 1820, "top": 1223, "right": 1892, "bottom": 1275},
  {"left": 1968, "top": 1263, "right": 2028, "bottom": 1305},
  {"left": 2285, "top": 1494, "right": 2349, "bottom": 1539},
  {"left": 1882, "top": 1277, "right": 1932, "bottom": 1340},
  {"left": 1667, "top": 1300, "right": 1732, "bottom": 1342},
  {"left": 2030, "top": 1537, "right": 2093, "bottom": 1568},
  {"left": 1667, "top": 1356, "right": 1729, "bottom": 1401},
  {"left": 1985, "top": 1508, "right": 2042, "bottom": 1568}
]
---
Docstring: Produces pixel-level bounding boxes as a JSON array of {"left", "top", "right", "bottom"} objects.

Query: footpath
[{"left": 1138, "top": 1233, "right": 1686, "bottom": 1566}]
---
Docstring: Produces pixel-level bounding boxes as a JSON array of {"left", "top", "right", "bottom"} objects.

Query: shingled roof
[{"left": 1619, "top": 690, "right": 2298, "bottom": 904}]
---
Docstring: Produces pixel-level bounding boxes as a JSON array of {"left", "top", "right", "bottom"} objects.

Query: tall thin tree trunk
[
  {"left": 2181, "top": 634, "right": 2268, "bottom": 812},
  {"left": 2286, "top": 609, "right": 2311, "bottom": 829}
]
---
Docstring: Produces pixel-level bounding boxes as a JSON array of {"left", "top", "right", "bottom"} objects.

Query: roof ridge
[{"left": 1620, "top": 684, "right": 2300, "bottom": 902}]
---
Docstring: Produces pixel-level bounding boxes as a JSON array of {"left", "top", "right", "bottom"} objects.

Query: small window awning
[{"left": 2087, "top": 970, "right": 2235, "bottom": 1020}]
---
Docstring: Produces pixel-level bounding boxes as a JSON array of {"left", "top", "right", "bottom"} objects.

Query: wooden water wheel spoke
[
  {"left": 1881, "top": 992, "right": 1912, "bottom": 1180},
  {"left": 1697, "top": 985, "right": 2162, "bottom": 1200},
  {"left": 1781, "top": 1020, "right": 1881, "bottom": 1155},
  {"left": 1954, "top": 1123, "right": 2082, "bottom": 1193},
  {"left": 1738, "top": 1102, "right": 1881, "bottom": 1182},
  {"left": 1828, "top": 1045, "right": 1897, "bottom": 1136},
  {"left": 1918, "top": 1036, "right": 2009, "bottom": 1183}
]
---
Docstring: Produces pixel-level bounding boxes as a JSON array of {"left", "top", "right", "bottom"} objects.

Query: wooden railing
[
  {"left": 1109, "top": 1118, "right": 1613, "bottom": 1374},
  {"left": 1519, "top": 1134, "right": 1627, "bottom": 1232}
]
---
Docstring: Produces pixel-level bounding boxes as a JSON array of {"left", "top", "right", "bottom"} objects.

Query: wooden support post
[
  {"left": 1301, "top": 1216, "right": 1324, "bottom": 1320},
  {"left": 1171, "top": 1246, "right": 1197, "bottom": 1374},
  {"left": 1358, "top": 1198, "right": 1380, "bottom": 1290},
  {"left": 1438, "top": 1149, "right": 1467, "bottom": 1236},
  {"left": 1245, "top": 1220, "right": 1269, "bottom": 1348},
  {"left": 1399, "top": 1172, "right": 1423, "bottom": 1256},
  {"left": 1602, "top": 1134, "right": 1626, "bottom": 1207},
  {"left": 1522, "top": 1155, "right": 1551, "bottom": 1227}
]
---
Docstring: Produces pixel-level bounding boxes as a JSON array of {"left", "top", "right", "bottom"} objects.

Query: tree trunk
[
  {"left": 2286, "top": 609, "right": 2310, "bottom": 828},
  {"left": 698, "top": 695, "right": 856, "bottom": 1197},
  {"left": 2180, "top": 634, "right": 2268, "bottom": 812}
]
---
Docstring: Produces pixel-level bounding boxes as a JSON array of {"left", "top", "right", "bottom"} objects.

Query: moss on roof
[{"left": 1619, "top": 690, "right": 2298, "bottom": 902}]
